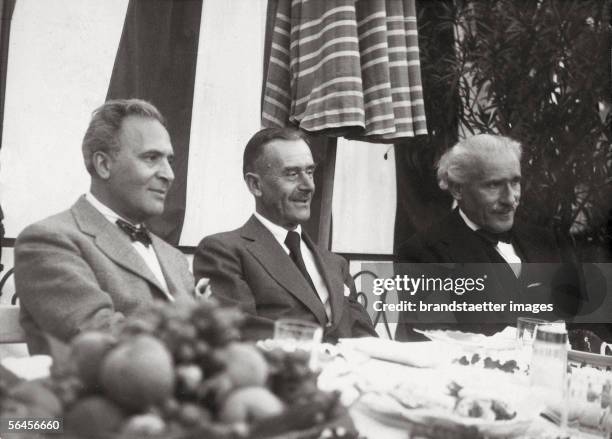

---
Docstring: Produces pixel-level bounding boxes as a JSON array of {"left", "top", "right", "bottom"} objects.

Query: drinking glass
[
  {"left": 273, "top": 319, "right": 323, "bottom": 369},
  {"left": 516, "top": 317, "right": 548, "bottom": 347},
  {"left": 566, "top": 367, "right": 612, "bottom": 438}
]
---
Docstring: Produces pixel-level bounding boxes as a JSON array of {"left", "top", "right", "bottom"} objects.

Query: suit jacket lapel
[
  {"left": 301, "top": 232, "right": 344, "bottom": 326},
  {"left": 151, "top": 236, "right": 192, "bottom": 304},
  {"left": 241, "top": 216, "right": 328, "bottom": 326},
  {"left": 71, "top": 196, "right": 168, "bottom": 296},
  {"left": 439, "top": 210, "right": 521, "bottom": 301}
]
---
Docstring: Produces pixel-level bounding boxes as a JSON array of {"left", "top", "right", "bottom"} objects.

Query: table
[
  {"left": 324, "top": 340, "right": 611, "bottom": 439},
  {"left": 2, "top": 341, "right": 610, "bottom": 438}
]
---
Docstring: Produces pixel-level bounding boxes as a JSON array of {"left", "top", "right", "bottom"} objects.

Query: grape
[
  {"left": 176, "top": 343, "right": 197, "bottom": 363},
  {"left": 193, "top": 340, "right": 211, "bottom": 360},
  {"left": 264, "top": 350, "right": 320, "bottom": 404},
  {"left": 178, "top": 402, "right": 210, "bottom": 427},
  {"left": 49, "top": 375, "right": 85, "bottom": 408},
  {"left": 176, "top": 364, "right": 203, "bottom": 397},
  {"left": 160, "top": 397, "right": 181, "bottom": 419},
  {"left": 178, "top": 324, "right": 197, "bottom": 341}
]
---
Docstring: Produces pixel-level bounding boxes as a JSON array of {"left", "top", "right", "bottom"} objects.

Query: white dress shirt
[
  {"left": 253, "top": 212, "right": 332, "bottom": 321},
  {"left": 458, "top": 209, "right": 522, "bottom": 277},
  {"left": 85, "top": 193, "right": 174, "bottom": 301}
]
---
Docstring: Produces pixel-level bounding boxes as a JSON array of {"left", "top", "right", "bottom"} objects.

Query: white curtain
[
  {"left": 0, "top": 0, "right": 129, "bottom": 238},
  {"left": 332, "top": 139, "right": 397, "bottom": 255},
  {"left": 179, "top": 0, "right": 267, "bottom": 245}
]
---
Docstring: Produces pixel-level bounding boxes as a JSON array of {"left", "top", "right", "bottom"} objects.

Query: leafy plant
[{"left": 420, "top": 0, "right": 611, "bottom": 258}]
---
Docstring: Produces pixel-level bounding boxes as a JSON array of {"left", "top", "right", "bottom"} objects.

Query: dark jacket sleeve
[{"left": 193, "top": 235, "right": 274, "bottom": 339}]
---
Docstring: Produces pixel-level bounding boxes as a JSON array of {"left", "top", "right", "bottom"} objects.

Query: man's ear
[
  {"left": 448, "top": 181, "right": 462, "bottom": 201},
  {"left": 92, "top": 151, "right": 113, "bottom": 180},
  {"left": 244, "top": 172, "right": 263, "bottom": 197}
]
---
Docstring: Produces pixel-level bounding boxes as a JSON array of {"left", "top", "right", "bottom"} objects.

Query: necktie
[
  {"left": 476, "top": 228, "right": 513, "bottom": 246},
  {"left": 284, "top": 231, "right": 318, "bottom": 296},
  {"left": 116, "top": 219, "right": 152, "bottom": 247}
]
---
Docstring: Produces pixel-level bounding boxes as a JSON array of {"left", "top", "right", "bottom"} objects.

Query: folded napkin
[
  {"left": 415, "top": 327, "right": 516, "bottom": 351},
  {"left": 338, "top": 338, "right": 457, "bottom": 368}
]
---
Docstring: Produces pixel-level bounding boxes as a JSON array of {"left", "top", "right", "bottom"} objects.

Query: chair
[
  {"left": 352, "top": 269, "right": 393, "bottom": 339},
  {"left": 0, "top": 305, "right": 26, "bottom": 344}
]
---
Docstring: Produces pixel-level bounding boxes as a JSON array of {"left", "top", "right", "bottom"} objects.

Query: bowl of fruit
[{"left": 0, "top": 300, "right": 357, "bottom": 439}]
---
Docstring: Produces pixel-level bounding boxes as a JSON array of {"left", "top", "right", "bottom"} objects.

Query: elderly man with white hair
[{"left": 395, "top": 134, "right": 581, "bottom": 341}]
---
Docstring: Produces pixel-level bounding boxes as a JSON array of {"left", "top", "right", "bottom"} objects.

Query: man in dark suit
[
  {"left": 193, "top": 128, "right": 376, "bottom": 341},
  {"left": 15, "top": 99, "right": 196, "bottom": 354},
  {"left": 395, "top": 134, "right": 581, "bottom": 340}
]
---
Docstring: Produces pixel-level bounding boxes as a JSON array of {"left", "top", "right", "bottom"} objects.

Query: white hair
[{"left": 436, "top": 134, "right": 522, "bottom": 191}]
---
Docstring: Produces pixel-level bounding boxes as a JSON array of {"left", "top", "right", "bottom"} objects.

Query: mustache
[
  {"left": 291, "top": 193, "right": 312, "bottom": 202},
  {"left": 493, "top": 204, "right": 518, "bottom": 213}
]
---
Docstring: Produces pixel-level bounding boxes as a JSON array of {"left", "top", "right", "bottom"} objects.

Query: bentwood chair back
[{"left": 0, "top": 305, "right": 26, "bottom": 344}]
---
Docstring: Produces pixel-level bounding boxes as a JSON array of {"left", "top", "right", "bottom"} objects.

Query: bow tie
[
  {"left": 116, "top": 219, "right": 152, "bottom": 247},
  {"left": 476, "top": 228, "right": 513, "bottom": 245}
]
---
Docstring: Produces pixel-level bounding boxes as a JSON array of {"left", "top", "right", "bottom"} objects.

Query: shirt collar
[
  {"left": 85, "top": 192, "right": 140, "bottom": 227},
  {"left": 253, "top": 211, "right": 303, "bottom": 242},
  {"left": 458, "top": 208, "right": 481, "bottom": 232}
]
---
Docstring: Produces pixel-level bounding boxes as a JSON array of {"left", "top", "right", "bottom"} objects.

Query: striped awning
[{"left": 262, "top": 0, "right": 428, "bottom": 141}]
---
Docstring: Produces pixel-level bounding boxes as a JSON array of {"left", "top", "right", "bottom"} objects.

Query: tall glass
[
  {"left": 516, "top": 317, "right": 548, "bottom": 365},
  {"left": 566, "top": 367, "right": 612, "bottom": 438},
  {"left": 516, "top": 317, "right": 548, "bottom": 347},
  {"left": 530, "top": 325, "right": 569, "bottom": 433}
]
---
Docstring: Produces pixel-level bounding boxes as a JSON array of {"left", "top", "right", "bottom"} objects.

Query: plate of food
[
  {"left": 355, "top": 366, "right": 538, "bottom": 438},
  {"left": 357, "top": 380, "right": 535, "bottom": 438}
]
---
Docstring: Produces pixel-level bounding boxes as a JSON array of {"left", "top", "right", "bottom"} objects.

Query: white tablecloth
[{"left": 3, "top": 339, "right": 609, "bottom": 438}]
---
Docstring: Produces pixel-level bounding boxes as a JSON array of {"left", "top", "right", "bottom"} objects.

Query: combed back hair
[
  {"left": 243, "top": 127, "right": 308, "bottom": 176},
  {"left": 82, "top": 99, "right": 166, "bottom": 175},
  {"left": 437, "top": 134, "right": 522, "bottom": 191}
]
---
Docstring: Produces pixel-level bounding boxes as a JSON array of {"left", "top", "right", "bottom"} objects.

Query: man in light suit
[
  {"left": 193, "top": 128, "right": 376, "bottom": 341},
  {"left": 395, "top": 134, "right": 583, "bottom": 340},
  {"left": 15, "top": 99, "right": 195, "bottom": 354}
]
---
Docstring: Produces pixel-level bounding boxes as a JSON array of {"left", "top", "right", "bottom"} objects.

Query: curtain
[
  {"left": 393, "top": 0, "right": 459, "bottom": 253},
  {"left": 0, "top": 0, "right": 16, "bottom": 146},
  {"left": 0, "top": 0, "right": 16, "bottom": 272},
  {"left": 179, "top": 0, "right": 268, "bottom": 246},
  {"left": 262, "top": 0, "right": 427, "bottom": 142},
  {"left": 106, "top": 0, "right": 203, "bottom": 244}
]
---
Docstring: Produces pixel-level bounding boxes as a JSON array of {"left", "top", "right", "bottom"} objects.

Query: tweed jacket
[{"left": 15, "top": 196, "right": 194, "bottom": 353}]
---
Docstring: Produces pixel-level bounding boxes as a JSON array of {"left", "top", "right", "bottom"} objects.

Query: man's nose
[
  {"left": 500, "top": 183, "right": 519, "bottom": 204},
  {"left": 158, "top": 158, "right": 175, "bottom": 184},
  {"left": 298, "top": 172, "right": 315, "bottom": 192}
]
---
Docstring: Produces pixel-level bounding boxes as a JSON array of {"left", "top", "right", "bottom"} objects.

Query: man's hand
[{"left": 196, "top": 277, "right": 212, "bottom": 299}]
